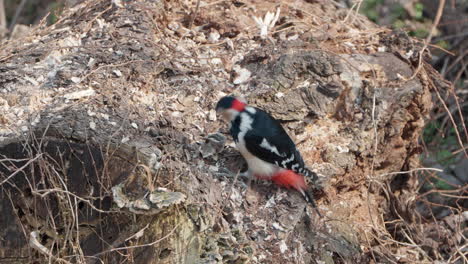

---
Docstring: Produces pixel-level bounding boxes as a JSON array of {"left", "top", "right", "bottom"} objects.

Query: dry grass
[{"left": 0, "top": 125, "right": 187, "bottom": 263}]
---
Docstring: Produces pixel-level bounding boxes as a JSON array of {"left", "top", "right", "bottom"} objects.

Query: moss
[
  {"left": 360, "top": 0, "right": 385, "bottom": 22},
  {"left": 409, "top": 28, "right": 429, "bottom": 38},
  {"left": 433, "top": 178, "right": 455, "bottom": 190},
  {"left": 435, "top": 40, "right": 450, "bottom": 51},
  {"left": 47, "top": 2, "right": 65, "bottom": 25},
  {"left": 414, "top": 2, "right": 424, "bottom": 20}
]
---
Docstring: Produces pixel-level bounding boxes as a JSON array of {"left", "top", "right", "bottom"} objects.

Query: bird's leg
[
  {"left": 240, "top": 169, "right": 277, "bottom": 188},
  {"left": 245, "top": 169, "right": 254, "bottom": 188},
  {"left": 238, "top": 169, "right": 251, "bottom": 179}
]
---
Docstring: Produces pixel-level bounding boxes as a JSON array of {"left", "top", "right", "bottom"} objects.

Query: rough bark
[{"left": 0, "top": 0, "right": 448, "bottom": 263}]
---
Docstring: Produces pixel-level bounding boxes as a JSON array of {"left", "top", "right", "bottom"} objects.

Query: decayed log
[{"left": 0, "top": 0, "right": 446, "bottom": 263}]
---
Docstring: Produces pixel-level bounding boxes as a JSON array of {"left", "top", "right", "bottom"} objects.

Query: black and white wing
[{"left": 232, "top": 108, "right": 307, "bottom": 174}]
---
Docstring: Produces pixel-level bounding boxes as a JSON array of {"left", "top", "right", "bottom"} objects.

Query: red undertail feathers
[
  {"left": 271, "top": 170, "right": 307, "bottom": 190},
  {"left": 272, "top": 170, "right": 322, "bottom": 217}
]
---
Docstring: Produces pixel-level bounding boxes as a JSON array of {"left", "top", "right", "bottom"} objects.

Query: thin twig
[
  {"left": 32, "top": 188, "right": 118, "bottom": 214},
  {"left": 427, "top": 43, "right": 455, "bottom": 56},
  {"left": 188, "top": 0, "right": 201, "bottom": 29},
  {"left": 83, "top": 3, "right": 112, "bottom": 34},
  {"left": 418, "top": 185, "right": 468, "bottom": 199},
  {"left": 92, "top": 223, "right": 180, "bottom": 257},
  {"left": 80, "top": 59, "right": 145, "bottom": 82},
  {"left": 445, "top": 49, "right": 468, "bottom": 77},
  {"left": 364, "top": 231, "right": 377, "bottom": 263},
  {"left": 0, "top": 154, "right": 42, "bottom": 186},
  {"left": 376, "top": 167, "right": 443, "bottom": 178},
  {"left": 406, "top": 0, "right": 446, "bottom": 80},
  {"left": 450, "top": 86, "right": 468, "bottom": 147},
  {"left": 432, "top": 80, "right": 468, "bottom": 158},
  {"left": 8, "top": 0, "right": 29, "bottom": 32}
]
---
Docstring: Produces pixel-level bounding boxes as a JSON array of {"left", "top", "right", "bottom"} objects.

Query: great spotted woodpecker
[{"left": 216, "top": 96, "right": 321, "bottom": 216}]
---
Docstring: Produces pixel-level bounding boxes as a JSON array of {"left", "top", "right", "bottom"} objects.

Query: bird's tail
[
  {"left": 300, "top": 189, "right": 322, "bottom": 218},
  {"left": 299, "top": 167, "right": 319, "bottom": 184},
  {"left": 297, "top": 167, "right": 322, "bottom": 217},
  {"left": 272, "top": 170, "right": 322, "bottom": 217}
]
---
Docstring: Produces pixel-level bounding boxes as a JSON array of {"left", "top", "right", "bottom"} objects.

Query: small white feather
[
  {"left": 245, "top": 106, "right": 256, "bottom": 114},
  {"left": 260, "top": 138, "right": 282, "bottom": 157}
]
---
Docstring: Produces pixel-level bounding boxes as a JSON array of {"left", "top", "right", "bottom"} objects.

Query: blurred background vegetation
[
  {"left": 0, "top": 0, "right": 466, "bottom": 216},
  {"left": 1, "top": 0, "right": 69, "bottom": 27}
]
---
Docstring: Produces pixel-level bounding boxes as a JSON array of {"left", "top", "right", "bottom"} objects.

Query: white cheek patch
[
  {"left": 226, "top": 109, "right": 239, "bottom": 121},
  {"left": 260, "top": 138, "right": 282, "bottom": 157},
  {"left": 245, "top": 107, "right": 256, "bottom": 114},
  {"left": 236, "top": 112, "right": 253, "bottom": 146},
  {"left": 239, "top": 112, "right": 253, "bottom": 132}
]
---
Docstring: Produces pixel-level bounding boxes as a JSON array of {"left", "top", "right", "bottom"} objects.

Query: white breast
[{"left": 236, "top": 141, "right": 279, "bottom": 178}]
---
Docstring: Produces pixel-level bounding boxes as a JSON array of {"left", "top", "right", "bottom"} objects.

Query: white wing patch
[
  {"left": 226, "top": 109, "right": 240, "bottom": 121},
  {"left": 281, "top": 153, "right": 295, "bottom": 167},
  {"left": 291, "top": 164, "right": 299, "bottom": 170},
  {"left": 260, "top": 138, "right": 282, "bottom": 157}
]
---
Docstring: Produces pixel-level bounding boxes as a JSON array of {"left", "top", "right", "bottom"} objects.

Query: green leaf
[
  {"left": 436, "top": 149, "right": 456, "bottom": 165},
  {"left": 414, "top": 3, "right": 424, "bottom": 20}
]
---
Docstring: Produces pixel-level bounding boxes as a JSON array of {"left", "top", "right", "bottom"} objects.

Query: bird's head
[{"left": 215, "top": 96, "right": 246, "bottom": 121}]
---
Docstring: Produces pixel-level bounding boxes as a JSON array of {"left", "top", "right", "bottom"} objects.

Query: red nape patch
[
  {"left": 271, "top": 170, "right": 307, "bottom": 190},
  {"left": 231, "top": 99, "right": 246, "bottom": 111}
]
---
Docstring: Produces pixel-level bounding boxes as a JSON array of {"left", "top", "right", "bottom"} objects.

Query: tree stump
[{"left": 0, "top": 0, "right": 448, "bottom": 263}]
